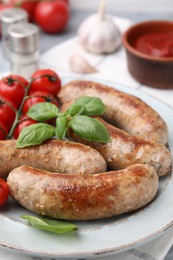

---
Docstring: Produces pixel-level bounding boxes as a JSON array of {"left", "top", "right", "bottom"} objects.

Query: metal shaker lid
[
  {"left": 0, "top": 7, "right": 28, "bottom": 23},
  {"left": 8, "top": 22, "right": 39, "bottom": 54}
]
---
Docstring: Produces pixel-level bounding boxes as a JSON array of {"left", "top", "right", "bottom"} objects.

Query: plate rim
[{"left": 0, "top": 76, "right": 173, "bottom": 258}]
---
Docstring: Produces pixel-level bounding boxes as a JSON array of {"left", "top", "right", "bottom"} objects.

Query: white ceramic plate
[{"left": 0, "top": 77, "right": 173, "bottom": 259}]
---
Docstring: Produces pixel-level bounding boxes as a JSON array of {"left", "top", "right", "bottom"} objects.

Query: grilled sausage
[
  {"left": 7, "top": 164, "right": 158, "bottom": 220},
  {"left": 0, "top": 139, "right": 106, "bottom": 179},
  {"left": 69, "top": 117, "right": 172, "bottom": 177},
  {"left": 59, "top": 80, "right": 167, "bottom": 145}
]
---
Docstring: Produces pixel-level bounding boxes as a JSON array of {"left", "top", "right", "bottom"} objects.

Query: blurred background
[{"left": 70, "top": 0, "right": 173, "bottom": 12}]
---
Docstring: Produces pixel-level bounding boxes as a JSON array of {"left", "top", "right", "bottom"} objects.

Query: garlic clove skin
[
  {"left": 69, "top": 53, "right": 97, "bottom": 74},
  {"left": 78, "top": 14, "right": 121, "bottom": 54}
]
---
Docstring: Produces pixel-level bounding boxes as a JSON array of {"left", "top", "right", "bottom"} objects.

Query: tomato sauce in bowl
[
  {"left": 134, "top": 32, "right": 173, "bottom": 58},
  {"left": 122, "top": 20, "right": 173, "bottom": 89}
]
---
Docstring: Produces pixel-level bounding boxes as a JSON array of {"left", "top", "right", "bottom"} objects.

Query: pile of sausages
[{"left": 6, "top": 80, "right": 172, "bottom": 220}]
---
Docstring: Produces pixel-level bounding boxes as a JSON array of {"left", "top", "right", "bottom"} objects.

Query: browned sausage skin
[
  {"left": 0, "top": 139, "right": 107, "bottom": 179},
  {"left": 7, "top": 164, "right": 158, "bottom": 220},
  {"left": 69, "top": 117, "right": 172, "bottom": 177},
  {"left": 59, "top": 80, "right": 167, "bottom": 145}
]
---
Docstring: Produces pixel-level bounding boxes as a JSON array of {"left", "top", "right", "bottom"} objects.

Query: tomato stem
[
  {"left": 0, "top": 95, "right": 18, "bottom": 113},
  {"left": 31, "top": 74, "right": 58, "bottom": 83},
  {"left": 49, "top": 76, "right": 57, "bottom": 82},
  {"left": 26, "top": 94, "right": 48, "bottom": 101},
  {"left": 0, "top": 125, "right": 7, "bottom": 138},
  {"left": 8, "top": 87, "right": 30, "bottom": 138},
  {"left": 6, "top": 77, "right": 14, "bottom": 86},
  {"left": 3, "top": 77, "right": 27, "bottom": 89}
]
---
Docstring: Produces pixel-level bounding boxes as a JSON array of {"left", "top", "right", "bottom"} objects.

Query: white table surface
[{"left": 0, "top": 9, "right": 173, "bottom": 260}]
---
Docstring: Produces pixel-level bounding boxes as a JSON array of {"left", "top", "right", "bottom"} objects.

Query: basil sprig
[
  {"left": 21, "top": 215, "right": 77, "bottom": 234},
  {"left": 17, "top": 96, "right": 110, "bottom": 148}
]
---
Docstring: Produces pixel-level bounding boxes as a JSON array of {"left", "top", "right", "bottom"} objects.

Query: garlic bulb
[
  {"left": 69, "top": 53, "right": 97, "bottom": 74},
  {"left": 78, "top": 1, "right": 121, "bottom": 54}
]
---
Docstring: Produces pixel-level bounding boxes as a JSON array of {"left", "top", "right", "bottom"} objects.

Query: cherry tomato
[
  {"left": 30, "top": 69, "right": 61, "bottom": 96},
  {"left": 0, "top": 97, "right": 17, "bottom": 130},
  {"left": 22, "top": 95, "right": 46, "bottom": 114},
  {"left": 28, "top": 90, "right": 55, "bottom": 97},
  {"left": 0, "top": 75, "right": 28, "bottom": 108},
  {"left": 29, "top": 90, "right": 60, "bottom": 104},
  {"left": 34, "top": 0, "right": 69, "bottom": 33},
  {"left": 0, "top": 178, "right": 9, "bottom": 207},
  {"left": 13, "top": 115, "right": 37, "bottom": 139},
  {"left": 0, "top": 122, "right": 8, "bottom": 140},
  {"left": 10, "top": 0, "right": 39, "bottom": 22},
  {"left": 23, "top": 91, "right": 60, "bottom": 114}
]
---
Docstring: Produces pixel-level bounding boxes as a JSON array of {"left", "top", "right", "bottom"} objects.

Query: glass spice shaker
[
  {"left": 0, "top": 8, "right": 28, "bottom": 59},
  {"left": 8, "top": 22, "right": 39, "bottom": 80}
]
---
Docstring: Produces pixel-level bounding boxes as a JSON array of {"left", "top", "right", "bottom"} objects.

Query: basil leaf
[
  {"left": 67, "top": 104, "right": 82, "bottom": 117},
  {"left": 27, "top": 102, "right": 59, "bottom": 121},
  {"left": 70, "top": 115, "right": 110, "bottom": 143},
  {"left": 55, "top": 115, "right": 68, "bottom": 139},
  {"left": 16, "top": 123, "right": 55, "bottom": 148},
  {"left": 21, "top": 215, "right": 77, "bottom": 234},
  {"left": 68, "top": 96, "right": 105, "bottom": 116}
]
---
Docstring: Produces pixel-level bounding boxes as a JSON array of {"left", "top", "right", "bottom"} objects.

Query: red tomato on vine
[
  {"left": 0, "top": 97, "right": 17, "bottom": 130},
  {"left": 22, "top": 95, "right": 46, "bottom": 114},
  {"left": 0, "top": 75, "right": 28, "bottom": 108},
  {"left": 0, "top": 178, "right": 9, "bottom": 206},
  {"left": 30, "top": 69, "right": 61, "bottom": 96},
  {"left": 23, "top": 90, "right": 60, "bottom": 114},
  {"left": 13, "top": 115, "right": 37, "bottom": 139}
]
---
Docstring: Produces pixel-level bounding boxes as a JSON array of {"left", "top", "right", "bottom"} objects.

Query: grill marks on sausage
[
  {"left": 0, "top": 139, "right": 107, "bottom": 179},
  {"left": 59, "top": 80, "right": 168, "bottom": 144},
  {"left": 7, "top": 164, "right": 158, "bottom": 220},
  {"left": 69, "top": 117, "right": 172, "bottom": 177}
]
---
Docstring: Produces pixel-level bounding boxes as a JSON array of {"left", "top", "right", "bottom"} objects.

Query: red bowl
[{"left": 122, "top": 20, "right": 173, "bottom": 89}]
